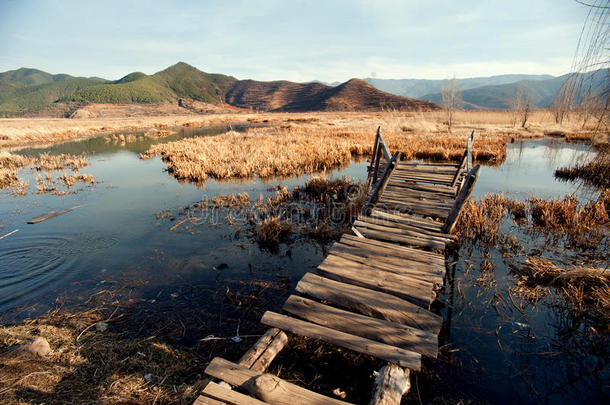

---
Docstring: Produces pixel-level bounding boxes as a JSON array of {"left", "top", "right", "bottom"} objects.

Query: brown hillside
[{"left": 225, "top": 78, "right": 440, "bottom": 112}]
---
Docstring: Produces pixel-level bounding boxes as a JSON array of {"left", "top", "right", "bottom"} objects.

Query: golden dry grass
[
  {"left": 0, "top": 309, "right": 209, "bottom": 405},
  {"left": 1, "top": 109, "right": 606, "bottom": 150},
  {"left": 0, "top": 152, "right": 94, "bottom": 196}
]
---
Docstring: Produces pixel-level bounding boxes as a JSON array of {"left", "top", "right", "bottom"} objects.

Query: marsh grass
[
  {"left": 158, "top": 176, "right": 366, "bottom": 250},
  {"left": 0, "top": 152, "right": 94, "bottom": 196},
  {"left": 555, "top": 148, "right": 610, "bottom": 189}
]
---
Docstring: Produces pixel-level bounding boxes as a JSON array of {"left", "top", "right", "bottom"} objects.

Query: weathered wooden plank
[
  {"left": 340, "top": 234, "right": 445, "bottom": 264},
  {"left": 386, "top": 181, "right": 456, "bottom": 195},
  {"left": 317, "top": 255, "right": 434, "bottom": 307},
  {"left": 329, "top": 244, "right": 444, "bottom": 284},
  {"left": 295, "top": 273, "right": 442, "bottom": 333},
  {"left": 375, "top": 200, "right": 449, "bottom": 220},
  {"left": 378, "top": 195, "right": 453, "bottom": 210},
  {"left": 283, "top": 295, "right": 438, "bottom": 357},
  {"left": 322, "top": 253, "right": 437, "bottom": 290},
  {"left": 194, "top": 394, "right": 228, "bottom": 405},
  {"left": 381, "top": 188, "right": 455, "bottom": 203},
  {"left": 261, "top": 311, "right": 422, "bottom": 370},
  {"left": 354, "top": 219, "right": 449, "bottom": 247},
  {"left": 363, "top": 152, "right": 400, "bottom": 214},
  {"left": 442, "top": 164, "right": 481, "bottom": 234},
  {"left": 397, "top": 162, "right": 459, "bottom": 168},
  {"left": 205, "top": 357, "right": 353, "bottom": 405},
  {"left": 238, "top": 328, "right": 288, "bottom": 373},
  {"left": 351, "top": 222, "right": 446, "bottom": 252},
  {"left": 369, "top": 364, "right": 411, "bottom": 405},
  {"left": 201, "top": 381, "right": 266, "bottom": 404},
  {"left": 366, "top": 211, "right": 452, "bottom": 239},
  {"left": 370, "top": 210, "right": 443, "bottom": 232}
]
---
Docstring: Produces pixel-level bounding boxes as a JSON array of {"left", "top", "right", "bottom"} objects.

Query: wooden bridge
[{"left": 195, "top": 128, "right": 481, "bottom": 405}]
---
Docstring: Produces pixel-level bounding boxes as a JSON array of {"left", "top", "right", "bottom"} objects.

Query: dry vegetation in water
[
  {"left": 0, "top": 152, "right": 95, "bottom": 196},
  {"left": 156, "top": 176, "right": 366, "bottom": 250},
  {"left": 454, "top": 191, "right": 609, "bottom": 337},
  {"left": 555, "top": 147, "right": 610, "bottom": 189},
  {"left": 137, "top": 110, "right": 608, "bottom": 183}
]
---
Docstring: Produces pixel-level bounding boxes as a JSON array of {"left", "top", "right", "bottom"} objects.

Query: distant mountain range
[
  {"left": 0, "top": 63, "right": 438, "bottom": 117},
  {"left": 364, "top": 71, "right": 608, "bottom": 110},
  {"left": 0, "top": 63, "right": 607, "bottom": 116}
]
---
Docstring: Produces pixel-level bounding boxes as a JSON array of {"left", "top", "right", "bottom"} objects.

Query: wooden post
[
  {"left": 367, "top": 131, "right": 381, "bottom": 188},
  {"left": 377, "top": 128, "right": 392, "bottom": 162},
  {"left": 369, "top": 364, "right": 411, "bottom": 405},
  {"left": 466, "top": 130, "right": 474, "bottom": 171},
  {"left": 362, "top": 152, "right": 400, "bottom": 215},
  {"left": 450, "top": 150, "right": 467, "bottom": 188},
  {"left": 442, "top": 164, "right": 481, "bottom": 234}
]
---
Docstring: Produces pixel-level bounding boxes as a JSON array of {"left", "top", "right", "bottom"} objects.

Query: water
[{"left": 0, "top": 133, "right": 605, "bottom": 403}]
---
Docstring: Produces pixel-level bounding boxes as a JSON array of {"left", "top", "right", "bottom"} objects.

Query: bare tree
[
  {"left": 552, "top": 0, "right": 609, "bottom": 127},
  {"left": 441, "top": 78, "right": 461, "bottom": 132},
  {"left": 511, "top": 85, "right": 532, "bottom": 128}
]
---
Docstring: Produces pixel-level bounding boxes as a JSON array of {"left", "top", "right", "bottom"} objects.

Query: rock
[
  {"left": 23, "top": 337, "right": 51, "bottom": 356},
  {"left": 95, "top": 321, "right": 108, "bottom": 332}
]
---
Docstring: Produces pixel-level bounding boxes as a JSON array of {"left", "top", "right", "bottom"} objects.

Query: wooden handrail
[{"left": 442, "top": 164, "right": 481, "bottom": 234}]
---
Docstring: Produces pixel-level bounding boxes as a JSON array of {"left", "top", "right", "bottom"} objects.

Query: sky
[{"left": 0, "top": 0, "right": 593, "bottom": 82}]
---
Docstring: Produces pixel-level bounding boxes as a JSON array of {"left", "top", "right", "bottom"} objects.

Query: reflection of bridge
[{"left": 196, "top": 128, "right": 480, "bottom": 404}]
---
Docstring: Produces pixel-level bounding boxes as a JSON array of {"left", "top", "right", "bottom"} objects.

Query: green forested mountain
[{"left": 0, "top": 62, "right": 606, "bottom": 116}]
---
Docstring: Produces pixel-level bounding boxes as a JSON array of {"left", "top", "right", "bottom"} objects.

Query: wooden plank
[
  {"left": 355, "top": 216, "right": 452, "bottom": 243},
  {"left": 378, "top": 195, "right": 453, "bottom": 210},
  {"left": 261, "top": 311, "right": 421, "bottom": 370},
  {"left": 442, "top": 164, "right": 481, "bottom": 234},
  {"left": 340, "top": 234, "right": 445, "bottom": 264},
  {"left": 351, "top": 222, "right": 446, "bottom": 252},
  {"left": 206, "top": 357, "right": 352, "bottom": 405},
  {"left": 295, "top": 273, "right": 442, "bottom": 333},
  {"left": 377, "top": 127, "right": 392, "bottom": 162},
  {"left": 398, "top": 162, "right": 459, "bottom": 168},
  {"left": 202, "top": 381, "right": 266, "bottom": 404},
  {"left": 329, "top": 244, "right": 444, "bottom": 284},
  {"left": 238, "top": 328, "right": 288, "bottom": 373},
  {"left": 382, "top": 189, "right": 454, "bottom": 203},
  {"left": 195, "top": 394, "right": 228, "bottom": 405},
  {"left": 375, "top": 200, "right": 449, "bottom": 220},
  {"left": 322, "top": 253, "right": 437, "bottom": 291},
  {"left": 353, "top": 219, "right": 448, "bottom": 249},
  {"left": 283, "top": 295, "right": 438, "bottom": 357},
  {"left": 367, "top": 211, "right": 452, "bottom": 238},
  {"left": 369, "top": 364, "right": 411, "bottom": 405},
  {"left": 386, "top": 181, "right": 456, "bottom": 195},
  {"left": 370, "top": 209, "right": 443, "bottom": 231},
  {"left": 317, "top": 256, "right": 433, "bottom": 307}
]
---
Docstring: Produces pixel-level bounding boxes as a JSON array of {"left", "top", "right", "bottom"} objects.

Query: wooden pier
[{"left": 196, "top": 128, "right": 480, "bottom": 405}]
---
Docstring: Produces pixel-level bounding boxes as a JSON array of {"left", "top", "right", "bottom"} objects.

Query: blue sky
[{"left": 0, "top": 0, "right": 591, "bottom": 82}]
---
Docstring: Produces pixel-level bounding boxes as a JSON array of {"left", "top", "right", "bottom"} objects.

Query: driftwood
[
  {"left": 27, "top": 204, "right": 86, "bottom": 224},
  {"left": 0, "top": 229, "right": 19, "bottom": 240}
]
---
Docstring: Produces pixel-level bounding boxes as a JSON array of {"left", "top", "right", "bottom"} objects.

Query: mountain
[
  {"left": 0, "top": 69, "right": 107, "bottom": 115},
  {"left": 225, "top": 78, "right": 439, "bottom": 112},
  {"left": 0, "top": 63, "right": 440, "bottom": 116},
  {"left": 64, "top": 62, "right": 238, "bottom": 105},
  {"left": 364, "top": 74, "right": 555, "bottom": 99},
  {"left": 420, "top": 70, "right": 608, "bottom": 110},
  {"left": 0, "top": 67, "right": 74, "bottom": 87}
]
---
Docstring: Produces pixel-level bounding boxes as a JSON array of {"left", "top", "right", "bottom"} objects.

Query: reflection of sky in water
[
  {"left": 0, "top": 133, "right": 604, "bottom": 404},
  {"left": 474, "top": 138, "right": 596, "bottom": 200}
]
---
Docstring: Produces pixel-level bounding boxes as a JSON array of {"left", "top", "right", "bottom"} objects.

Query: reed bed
[
  {"left": 555, "top": 148, "right": 610, "bottom": 189},
  {"left": 141, "top": 125, "right": 508, "bottom": 183},
  {"left": 455, "top": 191, "right": 610, "bottom": 249},
  {"left": 0, "top": 152, "right": 94, "bottom": 195},
  {"left": 513, "top": 257, "right": 609, "bottom": 324},
  {"left": 159, "top": 176, "right": 366, "bottom": 250}
]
